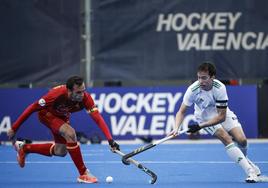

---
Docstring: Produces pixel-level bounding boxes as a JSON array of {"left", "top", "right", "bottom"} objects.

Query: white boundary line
[
  {"left": 1, "top": 138, "right": 268, "bottom": 145},
  {"left": 1, "top": 160, "right": 268, "bottom": 164}
]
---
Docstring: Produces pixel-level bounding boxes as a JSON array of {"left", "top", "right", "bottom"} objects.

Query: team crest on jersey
[{"left": 38, "top": 98, "right": 46, "bottom": 106}]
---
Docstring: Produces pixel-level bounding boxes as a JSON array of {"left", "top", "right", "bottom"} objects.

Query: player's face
[
  {"left": 197, "top": 71, "right": 214, "bottom": 91},
  {"left": 70, "top": 83, "right": 86, "bottom": 102}
]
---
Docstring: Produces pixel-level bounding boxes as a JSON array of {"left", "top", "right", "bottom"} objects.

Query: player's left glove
[
  {"left": 108, "top": 139, "right": 120, "bottom": 151},
  {"left": 187, "top": 124, "right": 202, "bottom": 133}
]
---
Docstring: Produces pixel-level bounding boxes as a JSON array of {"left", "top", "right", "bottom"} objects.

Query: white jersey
[{"left": 183, "top": 79, "right": 236, "bottom": 123}]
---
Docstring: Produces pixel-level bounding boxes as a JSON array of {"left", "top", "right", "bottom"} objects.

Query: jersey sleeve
[
  {"left": 83, "top": 92, "right": 97, "bottom": 112},
  {"left": 12, "top": 101, "right": 41, "bottom": 132},
  {"left": 183, "top": 86, "right": 194, "bottom": 107},
  {"left": 83, "top": 92, "right": 113, "bottom": 140},
  {"left": 214, "top": 84, "right": 228, "bottom": 109}
]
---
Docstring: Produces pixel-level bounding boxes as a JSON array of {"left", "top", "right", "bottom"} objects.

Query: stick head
[
  {"left": 150, "top": 174, "right": 157, "bottom": 184},
  {"left": 122, "top": 156, "right": 130, "bottom": 165}
]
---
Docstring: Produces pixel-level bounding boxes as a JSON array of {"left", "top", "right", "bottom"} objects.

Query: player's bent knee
[
  {"left": 54, "top": 149, "right": 67, "bottom": 157},
  {"left": 63, "top": 128, "right": 77, "bottom": 142},
  {"left": 54, "top": 145, "right": 68, "bottom": 157},
  {"left": 65, "top": 132, "right": 77, "bottom": 142},
  {"left": 59, "top": 124, "right": 77, "bottom": 142},
  {"left": 237, "top": 139, "right": 247, "bottom": 148}
]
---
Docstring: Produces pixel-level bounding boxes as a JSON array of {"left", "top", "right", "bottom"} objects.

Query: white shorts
[{"left": 203, "top": 116, "right": 242, "bottom": 135}]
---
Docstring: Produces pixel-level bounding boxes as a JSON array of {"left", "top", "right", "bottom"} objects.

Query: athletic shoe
[
  {"left": 247, "top": 158, "right": 261, "bottom": 176},
  {"left": 14, "top": 141, "right": 27, "bottom": 168},
  {"left": 77, "top": 169, "right": 98, "bottom": 183},
  {"left": 245, "top": 168, "right": 258, "bottom": 183}
]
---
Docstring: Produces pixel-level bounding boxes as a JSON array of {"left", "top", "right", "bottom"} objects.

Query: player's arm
[
  {"left": 87, "top": 106, "right": 112, "bottom": 140},
  {"left": 84, "top": 92, "right": 119, "bottom": 150},
  {"left": 172, "top": 85, "right": 195, "bottom": 135},
  {"left": 170, "top": 103, "right": 188, "bottom": 136},
  {"left": 187, "top": 101, "right": 227, "bottom": 133},
  {"left": 87, "top": 106, "right": 120, "bottom": 151},
  {"left": 199, "top": 107, "right": 226, "bottom": 128},
  {"left": 7, "top": 102, "right": 40, "bottom": 139}
]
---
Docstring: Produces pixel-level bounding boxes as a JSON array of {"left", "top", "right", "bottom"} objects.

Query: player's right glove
[
  {"left": 187, "top": 124, "right": 202, "bottom": 133},
  {"left": 108, "top": 139, "right": 120, "bottom": 151}
]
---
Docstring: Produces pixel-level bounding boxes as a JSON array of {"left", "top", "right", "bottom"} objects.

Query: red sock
[
  {"left": 66, "top": 142, "right": 87, "bottom": 175},
  {"left": 23, "top": 143, "right": 55, "bottom": 156}
]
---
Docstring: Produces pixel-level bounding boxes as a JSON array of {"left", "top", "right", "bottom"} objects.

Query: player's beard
[{"left": 71, "top": 93, "right": 83, "bottom": 102}]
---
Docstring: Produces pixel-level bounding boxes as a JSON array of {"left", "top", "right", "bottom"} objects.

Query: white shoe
[
  {"left": 247, "top": 158, "right": 261, "bottom": 176},
  {"left": 245, "top": 168, "right": 258, "bottom": 183}
]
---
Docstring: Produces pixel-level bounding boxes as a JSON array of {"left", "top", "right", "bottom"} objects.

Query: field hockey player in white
[{"left": 169, "top": 62, "right": 261, "bottom": 183}]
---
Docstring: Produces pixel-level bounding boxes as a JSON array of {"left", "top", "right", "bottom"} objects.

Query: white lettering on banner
[
  {"left": 199, "top": 13, "right": 214, "bottom": 30},
  {"left": 176, "top": 32, "right": 268, "bottom": 51},
  {"left": 110, "top": 114, "right": 198, "bottom": 136},
  {"left": 136, "top": 93, "right": 153, "bottom": 113},
  {"left": 151, "top": 93, "right": 167, "bottom": 113},
  {"left": 157, "top": 12, "right": 268, "bottom": 51},
  {"left": 187, "top": 13, "right": 200, "bottom": 31},
  {"left": 121, "top": 92, "right": 137, "bottom": 113},
  {"left": 91, "top": 91, "right": 190, "bottom": 137},
  {"left": 165, "top": 115, "right": 176, "bottom": 133},
  {"left": 156, "top": 12, "right": 241, "bottom": 31},
  {"left": 151, "top": 115, "right": 166, "bottom": 135},
  {"left": 167, "top": 93, "right": 182, "bottom": 112},
  {"left": 214, "top": 12, "right": 227, "bottom": 30},
  {"left": 212, "top": 32, "right": 226, "bottom": 50},
  {"left": 0, "top": 116, "right": 11, "bottom": 135},
  {"left": 228, "top": 12, "right": 241, "bottom": 30},
  {"left": 111, "top": 115, "right": 148, "bottom": 135},
  {"left": 110, "top": 115, "right": 125, "bottom": 135},
  {"left": 242, "top": 32, "right": 256, "bottom": 50},
  {"left": 104, "top": 93, "right": 121, "bottom": 113},
  {"left": 91, "top": 93, "right": 106, "bottom": 112},
  {"left": 91, "top": 92, "right": 182, "bottom": 114}
]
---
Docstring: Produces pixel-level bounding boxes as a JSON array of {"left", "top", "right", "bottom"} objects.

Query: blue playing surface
[{"left": 1, "top": 142, "right": 268, "bottom": 188}]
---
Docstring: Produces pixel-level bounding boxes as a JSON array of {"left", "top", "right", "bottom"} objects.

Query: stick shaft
[{"left": 122, "top": 129, "right": 187, "bottom": 163}]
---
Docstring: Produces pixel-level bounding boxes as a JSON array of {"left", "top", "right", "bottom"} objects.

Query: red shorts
[{"left": 38, "top": 110, "right": 70, "bottom": 144}]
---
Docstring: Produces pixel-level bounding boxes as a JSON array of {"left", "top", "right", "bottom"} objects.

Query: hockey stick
[
  {"left": 114, "top": 150, "right": 157, "bottom": 184},
  {"left": 257, "top": 175, "right": 268, "bottom": 182},
  {"left": 122, "top": 129, "right": 188, "bottom": 165}
]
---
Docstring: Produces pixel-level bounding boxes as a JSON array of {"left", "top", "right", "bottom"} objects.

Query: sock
[
  {"left": 23, "top": 143, "right": 55, "bottom": 156},
  {"left": 66, "top": 142, "right": 87, "bottom": 175},
  {"left": 225, "top": 143, "right": 252, "bottom": 175}
]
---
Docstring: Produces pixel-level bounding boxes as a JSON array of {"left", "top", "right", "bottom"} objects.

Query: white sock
[{"left": 225, "top": 143, "right": 252, "bottom": 175}]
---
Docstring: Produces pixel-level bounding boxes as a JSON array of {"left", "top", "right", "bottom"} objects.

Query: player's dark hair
[
  {"left": 66, "top": 76, "right": 84, "bottom": 90},
  {"left": 197, "top": 62, "right": 216, "bottom": 77}
]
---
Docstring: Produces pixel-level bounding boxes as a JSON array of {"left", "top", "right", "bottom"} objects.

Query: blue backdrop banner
[
  {"left": 0, "top": 86, "right": 257, "bottom": 141},
  {"left": 91, "top": 0, "right": 268, "bottom": 81}
]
